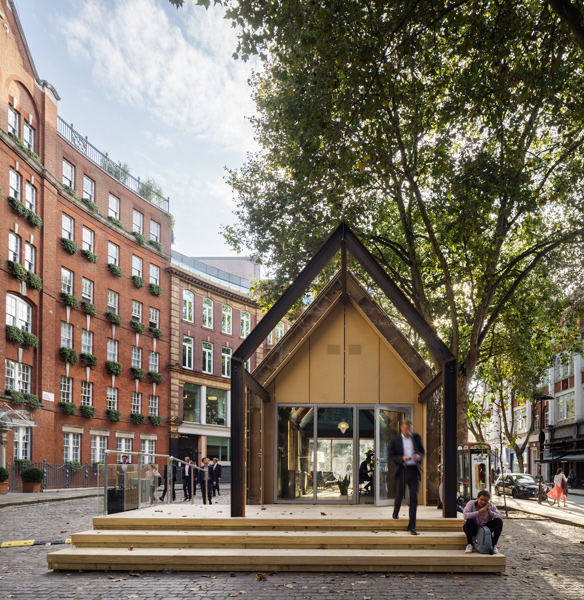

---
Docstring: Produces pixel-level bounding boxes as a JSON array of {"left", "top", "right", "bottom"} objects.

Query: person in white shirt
[{"left": 547, "top": 468, "right": 568, "bottom": 507}]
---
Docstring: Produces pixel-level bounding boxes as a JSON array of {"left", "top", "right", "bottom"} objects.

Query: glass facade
[
  {"left": 183, "top": 383, "right": 201, "bottom": 423},
  {"left": 206, "top": 387, "right": 227, "bottom": 425}
]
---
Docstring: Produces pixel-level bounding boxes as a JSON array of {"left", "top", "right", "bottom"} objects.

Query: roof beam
[
  {"left": 244, "top": 371, "right": 270, "bottom": 402},
  {"left": 418, "top": 370, "right": 443, "bottom": 404}
]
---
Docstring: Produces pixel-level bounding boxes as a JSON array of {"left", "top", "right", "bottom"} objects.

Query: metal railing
[
  {"left": 7, "top": 460, "right": 99, "bottom": 492},
  {"left": 57, "top": 117, "right": 170, "bottom": 213}
]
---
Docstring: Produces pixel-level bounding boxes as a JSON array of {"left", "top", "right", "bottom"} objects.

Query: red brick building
[{"left": 0, "top": 0, "right": 172, "bottom": 477}]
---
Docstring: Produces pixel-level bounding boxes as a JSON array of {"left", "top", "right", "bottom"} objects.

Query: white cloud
[{"left": 61, "top": 0, "right": 257, "bottom": 152}]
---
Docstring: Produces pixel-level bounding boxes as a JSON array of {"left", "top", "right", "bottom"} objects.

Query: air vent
[
  {"left": 348, "top": 344, "right": 362, "bottom": 355},
  {"left": 327, "top": 344, "right": 341, "bottom": 355}
]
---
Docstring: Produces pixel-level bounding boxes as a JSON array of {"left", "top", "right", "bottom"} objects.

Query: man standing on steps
[
  {"left": 182, "top": 457, "right": 192, "bottom": 501},
  {"left": 210, "top": 457, "right": 222, "bottom": 496},
  {"left": 390, "top": 419, "right": 425, "bottom": 535},
  {"left": 199, "top": 457, "right": 213, "bottom": 505}
]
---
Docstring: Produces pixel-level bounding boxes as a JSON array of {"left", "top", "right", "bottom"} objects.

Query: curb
[
  {"left": 0, "top": 491, "right": 103, "bottom": 509},
  {"left": 1, "top": 538, "right": 71, "bottom": 548}
]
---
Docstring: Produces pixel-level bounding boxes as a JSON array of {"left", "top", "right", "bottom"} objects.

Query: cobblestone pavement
[{"left": 1, "top": 496, "right": 584, "bottom": 600}]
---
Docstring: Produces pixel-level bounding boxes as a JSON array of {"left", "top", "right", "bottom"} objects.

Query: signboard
[{"left": 42, "top": 391, "right": 54, "bottom": 403}]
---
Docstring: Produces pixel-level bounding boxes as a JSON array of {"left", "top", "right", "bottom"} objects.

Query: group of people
[{"left": 159, "top": 456, "right": 222, "bottom": 505}]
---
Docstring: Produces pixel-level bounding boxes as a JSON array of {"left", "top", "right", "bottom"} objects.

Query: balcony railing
[{"left": 57, "top": 117, "right": 170, "bottom": 213}]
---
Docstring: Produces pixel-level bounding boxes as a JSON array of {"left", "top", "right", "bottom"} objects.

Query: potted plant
[
  {"left": 0, "top": 466, "right": 9, "bottom": 494},
  {"left": 20, "top": 466, "right": 44, "bottom": 493},
  {"left": 338, "top": 474, "right": 351, "bottom": 497}
]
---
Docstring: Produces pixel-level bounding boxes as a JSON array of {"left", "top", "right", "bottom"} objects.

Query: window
[
  {"left": 63, "top": 433, "right": 81, "bottom": 463},
  {"left": 207, "top": 436, "right": 230, "bottom": 461},
  {"left": 141, "top": 439, "right": 155, "bottom": 464},
  {"left": 83, "top": 175, "right": 95, "bottom": 202},
  {"left": 206, "top": 387, "right": 227, "bottom": 426},
  {"left": 203, "top": 342, "right": 213, "bottom": 374},
  {"left": 107, "top": 339, "right": 118, "bottom": 362},
  {"left": 107, "top": 290, "right": 119, "bottom": 313},
  {"left": 8, "top": 107, "right": 19, "bottom": 135},
  {"left": 245, "top": 358, "right": 251, "bottom": 371},
  {"left": 60, "top": 376, "right": 72, "bottom": 402},
  {"left": 131, "top": 300, "right": 142, "bottom": 322},
  {"left": 107, "top": 387, "right": 118, "bottom": 410},
  {"left": 514, "top": 406, "right": 527, "bottom": 434},
  {"left": 82, "top": 227, "right": 94, "bottom": 252},
  {"left": 149, "top": 264, "right": 160, "bottom": 285},
  {"left": 61, "top": 322, "right": 73, "bottom": 348},
  {"left": 117, "top": 437, "right": 132, "bottom": 457},
  {"left": 132, "top": 210, "right": 143, "bottom": 234},
  {"left": 183, "top": 383, "right": 201, "bottom": 422},
  {"left": 24, "top": 243, "right": 35, "bottom": 272},
  {"left": 62, "top": 213, "right": 74, "bottom": 240},
  {"left": 6, "top": 295, "right": 32, "bottom": 332},
  {"left": 81, "top": 381, "right": 93, "bottom": 406},
  {"left": 149, "top": 307, "right": 159, "bottom": 328},
  {"left": 268, "top": 331, "right": 273, "bottom": 346},
  {"left": 276, "top": 321, "right": 285, "bottom": 341},
  {"left": 61, "top": 268, "right": 73, "bottom": 294},
  {"left": 544, "top": 406, "right": 550, "bottom": 427},
  {"left": 13, "top": 427, "right": 31, "bottom": 461},
  {"left": 63, "top": 160, "right": 75, "bottom": 188},
  {"left": 222, "top": 305, "right": 232, "bottom": 334},
  {"left": 558, "top": 392, "right": 575, "bottom": 423},
  {"left": 108, "top": 242, "right": 119, "bottom": 265},
  {"left": 533, "top": 409, "right": 540, "bottom": 431},
  {"left": 132, "top": 255, "right": 143, "bottom": 277},
  {"left": 81, "top": 329, "right": 93, "bottom": 355},
  {"left": 23, "top": 122, "right": 34, "bottom": 151},
  {"left": 183, "top": 336, "right": 194, "bottom": 369},
  {"left": 9, "top": 169, "right": 21, "bottom": 199},
  {"left": 183, "top": 290, "right": 194, "bottom": 322},
  {"left": 222, "top": 347, "right": 232, "bottom": 378},
  {"left": 82, "top": 278, "right": 94, "bottom": 303},
  {"left": 131, "top": 392, "right": 141, "bottom": 414},
  {"left": 8, "top": 232, "right": 21, "bottom": 263},
  {"left": 108, "top": 194, "right": 120, "bottom": 219},
  {"left": 203, "top": 298, "right": 213, "bottom": 328},
  {"left": 5, "top": 360, "right": 31, "bottom": 393},
  {"left": 149, "top": 352, "right": 159, "bottom": 372},
  {"left": 131, "top": 346, "right": 142, "bottom": 368},
  {"left": 148, "top": 395, "right": 159, "bottom": 416},
  {"left": 91, "top": 435, "right": 107, "bottom": 464},
  {"left": 25, "top": 182, "right": 36, "bottom": 212},
  {"left": 240, "top": 311, "right": 250, "bottom": 338},
  {"left": 150, "top": 220, "right": 160, "bottom": 242}
]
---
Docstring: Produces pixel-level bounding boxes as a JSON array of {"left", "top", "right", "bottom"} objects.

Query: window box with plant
[
  {"left": 106, "top": 408, "right": 121, "bottom": 422},
  {"left": 60, "top": 238, "right": 78, "bottom": 255},
  {"left": 0, "top": 466, "right": 9, "bottom": 495},
  {"left": 108, "top": 216, "right": 124, "bottom": 229},
  {"left": 105, "top": 312, "right": 122, "bottom": 326},
  {"left": 131, "top": 275, "right": 145, "bottom": 288},
  {"left": 22, "top": 331, "right": 38, "bottom": 348},
  {"left": 7, "top": 196, "right": 43, "bottom": 229},
  {"left": 105, "top": 361, "right": 122, "bottom": 376},
  {"left": 61, "top": 292, "right": 79, "bottom": 308},
  {"left": 130, "top": 412, "right": 145, "bottom": 425},
  {"left": 59, "top": 347, "right": 78, "bottom": 365},
  {"left": 59, "top": 401, "right": 77, "bottom": 415},
  {"left": 81, "top": 197, "right": 99, "bottom": 213},
  {"left": 149, "top": 327, "right": 162, "bottom": 339},
  {"left": 20, "top": 466, "right": 45, "bottom": 493},
  {"left": 148, "top": 240, "right": 163, "bottom": 252},
  {"left": 80, "top": 249, "right": 97, "bottom": 263},
  {"left": 130, "top": 321, "right": 145, "bottom": 334},
  {"left": 81, "top": 301, "right": 97, "bottom": 316},
  {"left": 149, "top": 283, "right": 162, "bottom": 297},
  {"left": 26, "top": 271, "right": 43, "bottom": 291},
  {"left": 132, "top": 231, "right": 146, "bottom": 246},
  {"left": 6, "top": 325, "right": 24, "bottom": 345},
  {"left": 7, "top": 260, "right": 28, "bottom": 281},
  {"left": 6, "top": 389, "right": 26, "bottom": 406},
  {"left": 108, "top": 263, "right": 123, "bottom": 277},
  {"left": 80, "top": 405, "right": 96, "bottom": 418},
  {"left": 8, "top": 132, "right": 42, "bottom": 165},
  {"left": 80, "top": 353, "right": 97, "bottom": 368},
  {"left": 148, "top": 415, "right": 162, "bottom": 426},
  {"left": 130, "top": 366, "right": 145, "bottom": 380},
  {"left": 148, "top": 371, "right": 163, "bottom": 384},
  {"left": 63, "top": 184, "right": 78, "bottom": 199},
  {"left": 25, "top": 393, "right": 41, "bottom": 409}
]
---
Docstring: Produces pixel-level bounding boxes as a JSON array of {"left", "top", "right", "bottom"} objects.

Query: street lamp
[{"left": 537, "top": 393, "right": 554, "bottom": 504}]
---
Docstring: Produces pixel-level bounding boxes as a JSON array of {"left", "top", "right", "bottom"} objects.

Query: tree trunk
[{"left": 457, "top": 372, "right": 471, "bottom": 445}]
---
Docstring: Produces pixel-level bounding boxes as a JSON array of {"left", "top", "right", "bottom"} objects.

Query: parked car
[{"left": 494, "top": 473, "right": 539, "bottom": 499}]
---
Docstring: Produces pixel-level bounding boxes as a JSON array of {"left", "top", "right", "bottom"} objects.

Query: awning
[
  {"left": 561, "top": 453, "right": 584, "bottom": 462},
  {"left": 538, "top": 453, "right": 566, "bottom": 462}
]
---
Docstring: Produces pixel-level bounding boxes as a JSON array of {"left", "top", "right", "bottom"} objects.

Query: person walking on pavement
[
  {"left": 390, "top": 418, "right": 425, "bottom": 535},
  {"left": 210, "top": 458, "right": 222, "bottom": 496},
  {"left": 199, "top": 457, "right": 213, "bottom": 505},
  {"left": 547, "top": 468, "right": 568, "bottom": 507},
  {"left": 160, "top": 461, "right": 177, "bottom": 502},
  {"left": 182, "top": 457, "right": 192, "bottom": 501}
]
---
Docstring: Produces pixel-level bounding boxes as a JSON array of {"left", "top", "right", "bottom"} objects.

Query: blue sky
[{"left": 15, "top": 0, "right": 257, "bottom": 257}]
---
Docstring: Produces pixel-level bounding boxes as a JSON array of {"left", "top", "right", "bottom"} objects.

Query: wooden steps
[{"left": 47, "top": 513, "right": 505, "bottom": 573}]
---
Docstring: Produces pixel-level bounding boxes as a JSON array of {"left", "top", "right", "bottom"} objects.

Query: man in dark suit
[
  {"left": 182, "top": 457, "right": 193, "bottom": 501},
  {"left": 116, "top": 455, "right": 130, "bottom": 489},
  {"left": 389, "top": 418, "right": 425, "bottom": 535},
  {"left": 159, "top": 461, "right": 177, "bottom": 502},
  {"left": 199, "top": 457, "right": 213, "bottom": 504},
  {"left": 210, "top": 458, "right": 222, "bottom": 496}
]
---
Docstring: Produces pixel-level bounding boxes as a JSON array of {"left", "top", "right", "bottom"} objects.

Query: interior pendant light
[{"left": 338, "top": 419, "right": 349, "bottom": 434}]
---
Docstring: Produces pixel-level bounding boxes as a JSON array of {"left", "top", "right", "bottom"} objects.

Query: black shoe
[
  {"left": 159, "top": 497, "right": 164, "bottom": 502},
  {"left": 410, "top": 529, "right": 419, "bottom": 535},
  {"left": 392, "top": 514, "right": 399, "bottom": 519}
]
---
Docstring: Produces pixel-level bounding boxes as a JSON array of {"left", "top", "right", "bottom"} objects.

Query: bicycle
[{"left": 536, "top": 483, "right": 555, "bottom": 505}]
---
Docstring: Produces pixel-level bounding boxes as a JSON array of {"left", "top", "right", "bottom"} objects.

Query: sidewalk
[
  {"left": 0, "top": 487, "right": 101, "bottom": 508},
  {"left": 493, "top": 494, "right": 584, "bottom": 528}
]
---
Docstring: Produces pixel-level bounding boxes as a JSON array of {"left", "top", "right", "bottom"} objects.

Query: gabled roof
[{"left": 254, "top": 269, "right": 434, "bottom": 387}]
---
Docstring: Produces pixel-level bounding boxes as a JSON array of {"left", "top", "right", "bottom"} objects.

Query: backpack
[{"left": 473, "top": 525, "right": 493, "bottom": 554}]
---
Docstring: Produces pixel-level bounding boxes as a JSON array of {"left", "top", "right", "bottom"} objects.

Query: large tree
[{"left": 190, "top": 1, "right": 584, "bottom": 442}]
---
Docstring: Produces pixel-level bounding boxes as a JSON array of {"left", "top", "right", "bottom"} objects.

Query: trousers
[
  {"left": 393, "top": 465, "right": 420, "bottom": 530},
  {"left": 463, "top": 517, "right": 503, "bottom": 546}
]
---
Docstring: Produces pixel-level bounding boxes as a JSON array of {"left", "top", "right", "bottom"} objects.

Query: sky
[{"left": 15, "top": 0, "right": 258, "bottom": 258}]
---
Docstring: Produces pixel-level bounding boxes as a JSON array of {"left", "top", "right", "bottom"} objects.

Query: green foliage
[
  {"left": 8, "top": 132, "right": 41, "bottom": 165},
  {"left": 7, "top": 260, "right": 27, "bottom": 281},
  {"left": 132, "top": 275, "right": 145, "bottom": 288},
  {"left": 100, "top": 156, "right": 130, "bottom": 184},
  {"left": 59, "top": 347, "right": 78, "bottom": 365},
  {"left": 0, "top": 466, "right": 9, "bottom": 483},
  {"left": 61, "top": 292, "right": 79, "bottom": 308},
  {"left": 148, "top": 415, "right": 162, "bottom": 426},
  {"left": 149, "top": 327, "right": 162, "bottom": 339},
  {"left": 59, "top": 401, "right": 78, "bottom": 415},
  {"left": 138, "top": 178, "right": 165, "bottom": 206},
  {"left": 149, "top": 283, "right": 162, "bottom": 297},
  {"left": 130, "top": 366, "right": 145, "bottom": 379},
  {"left": 81, "top": 249, "right": 97, "bottom": 263},
  {"left": 105, "top": 361, "right": 122, "bottom": 376},
  {"left": 60, "top": 238, "right": 78, "bottom": 255},
  {"left": 149, "top": 240, "right": 163, "bottom": 252},
  {"left": 21, "top": 331, "right": 38, "bottom": 348},
  {"left": 26, "top": 211, "right": 43, "bottom": 229},
  {"left": 80, "top": 353, "right": 97, "bottom": 367},
  {"left": 130, "top": 321, "right": 145, "bottom": 334},
  {"left": 63, "top": 184, "right": 78, "bottom": 199},
  {"left": 81, "top": 301, "right": 97, "bottom": 316},
  {"left": 108, "top": 216, "right": 124, "bottom": 229},
  {"left": 7, "top": 196, "right": 42, "bottom": 228},
  {"left": 13, "top": 459, "right": 31, "bottom": 468},
  {"left": 80, "top": 405, "right": 96, "bottom": 418},
  {"left": 132, "top": 231, "right": 146, "bottom": 247},
  {"left": 108, "top": 263, "right": 123, "bottom": 277},
  {"left": 148, "top": 371, "right": 163, "bottom": 384},
  {"left": 106, "top": 408, "right": 121, "bottom": 422},
  {"left": 81, "top": 197, "right": 99, "bottom": 213},
  {"left": 338, "top": 474, "right": 350, "bottom": 495},
  {"left": 130, "top": 412, "right": 146, "bottom": 425},
  {"left": 25, "top": 393, "right": 41, "bottom": 409},
  {"left": 105, "top": 312, "right": 122, "bottom": 326},
  {"left": 6, "top": 325, "right": 24, "bottom": 345},
  {"left": 26, "top": 271, "right": 43, "bottom": 290},
  {"left": 6, "top": 389, "right": 26, "bottom": 405},
  {"left": 20, "top": 467, "right": 44, "bottom": 483}
]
